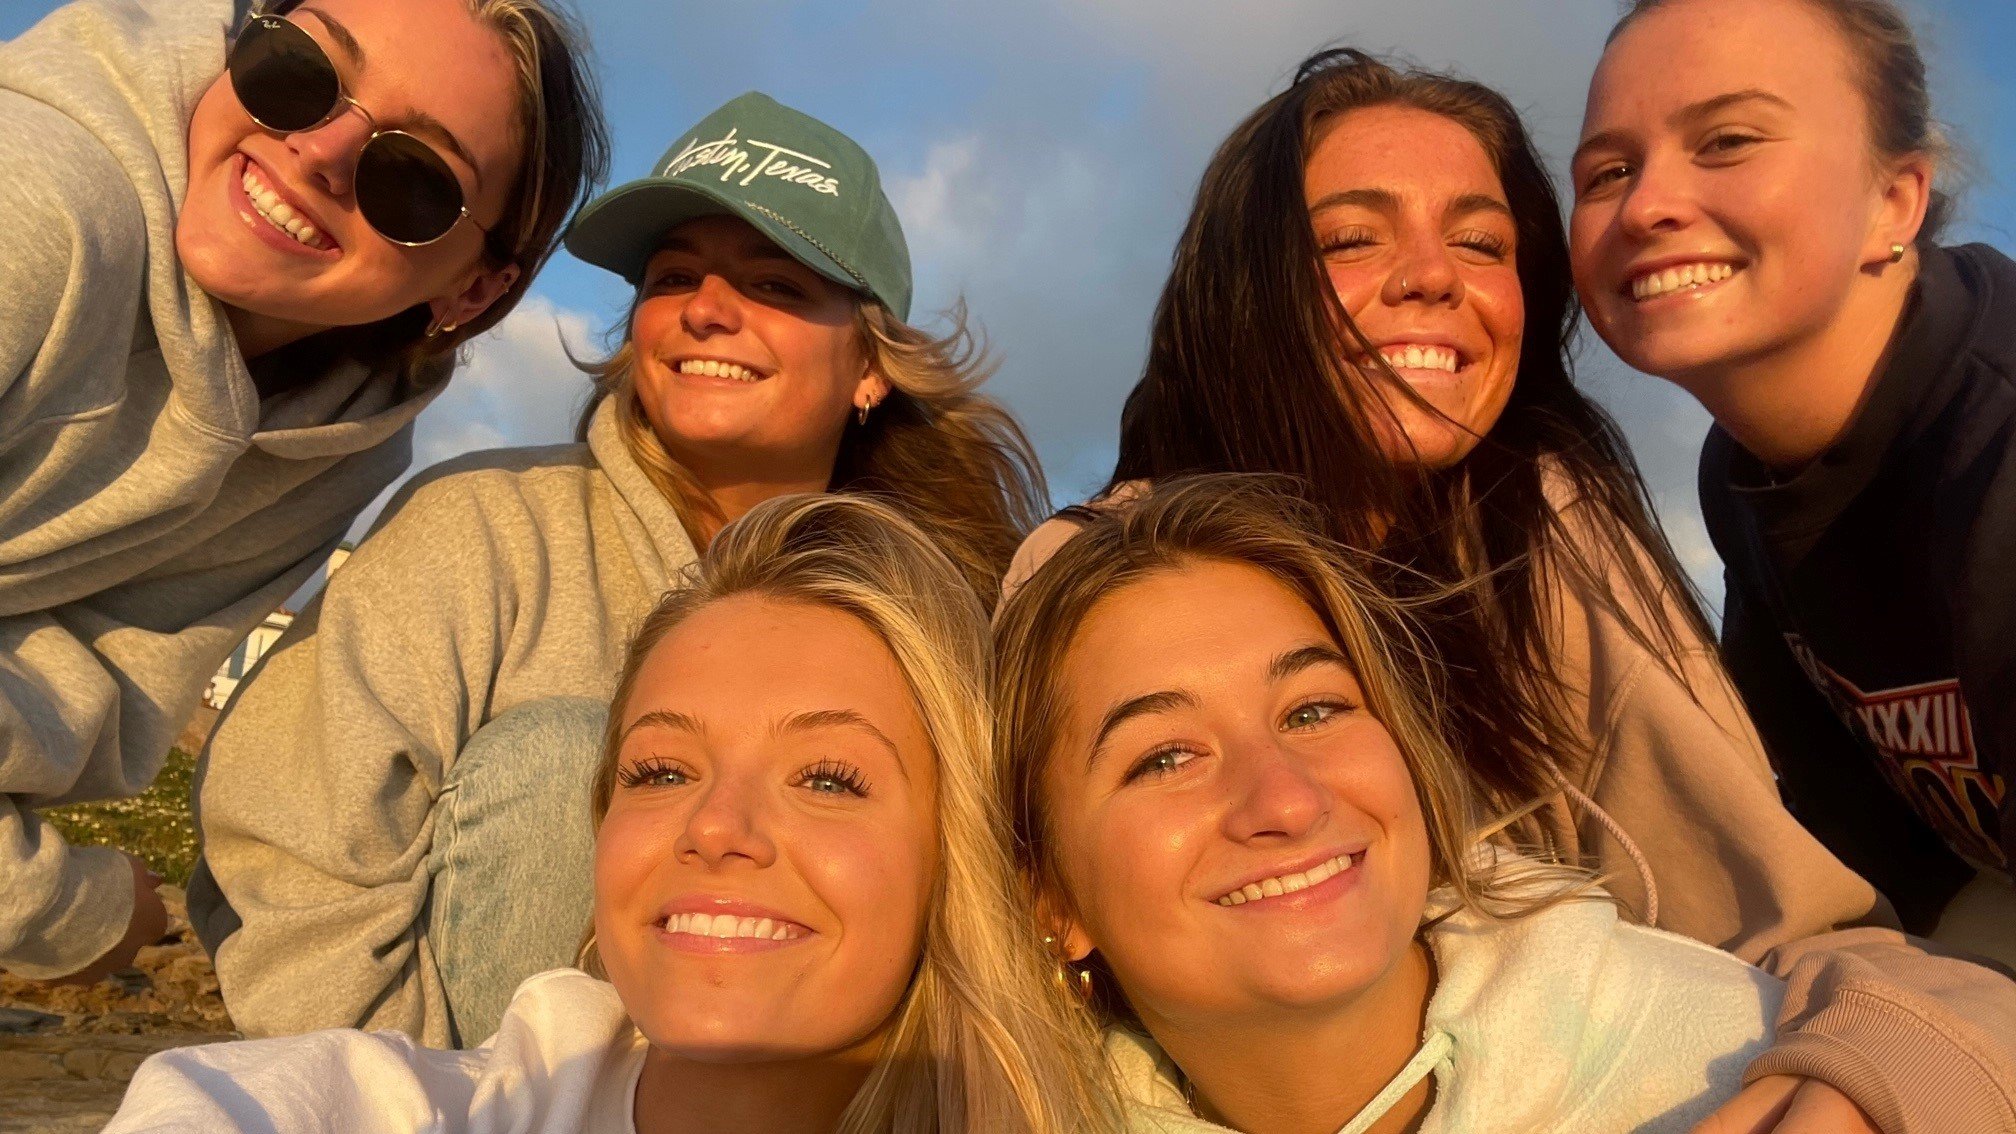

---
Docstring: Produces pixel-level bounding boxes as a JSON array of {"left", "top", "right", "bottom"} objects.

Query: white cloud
[{"left": 342, "top": 294, "right": 603, "bottom": 544}]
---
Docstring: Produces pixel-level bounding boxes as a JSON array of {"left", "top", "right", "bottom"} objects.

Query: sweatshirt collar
[
  {"left": 1109, "top": 885, "right": 1615, "bottom": 1133},
  {"left": 1714, "top": 245, "right": 1981, "bottom": 530},
  {"left": 586, "top": 397, "right": 701, "bottom": 581}
]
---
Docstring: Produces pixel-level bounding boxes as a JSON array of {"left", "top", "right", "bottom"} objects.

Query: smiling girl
[
  {"left": 112, "top": 494, "right": 1111, "bottom": 1133},
  {"left": 996, "top": 476, "right": 1783, "bottom": 1134},
  {"left": 1571, "top": 0, "right": 2016, "bottom": 969},
  {"left": 187, "top": 93, "right": 1049, "bottom": 1048},
  {"left": 1011, "top": 47, "right": 2016, "bottom": 1133},
  {"left": 0, "top": 0, "right": 605, "bottom": 987}
]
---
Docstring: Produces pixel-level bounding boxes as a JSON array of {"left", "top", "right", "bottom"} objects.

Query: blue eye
[
  {"left": 617, "top": 756, "right": 691, "bottom": 789},
  {"left": 795, "top": 759, "right": 870, "bottom": 798}
]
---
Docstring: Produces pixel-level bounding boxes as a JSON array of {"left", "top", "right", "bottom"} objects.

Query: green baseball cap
[{"left": 565, "top": 91, "right": 913, "bottom": 320}]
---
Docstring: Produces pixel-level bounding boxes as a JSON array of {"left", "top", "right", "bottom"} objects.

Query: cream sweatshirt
[
  {"left": 104, "top": 968, "right": 644, "bottom": 1133},
  {"left": 1109, "top": 893, "right": 1782, "bottom": 1134},
  {"left": 187, "top": 399, "right": 698, "bottom": 1047},
  {"left": 1007, "top": 484, "right": 2016, "bottom": 1133},
  {"left": 0, "top": 0, "right": 451, "bottom": 979}
]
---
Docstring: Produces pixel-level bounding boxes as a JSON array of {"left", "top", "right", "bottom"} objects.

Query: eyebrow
[
  {"left": 620, "top": 708, "right": 705, "bottom": 741},
  {"left": 1308, "top": 186, "right": 1513, "bottom": 223},
  {"left": 294, "top": 8, "right": 486, "bottom": 193},
  {"left": 1574, "top": 88, "right": 1794, "bottom": 168},
  {"left": 1088, "top": 689, "right": 1198, "bottom": 770},
  {"left": 781, "top": 708, "right": 910, "bottom": 782},
  {"left": 1269, "top": 643, "right": 1355, "bottom": 682}
]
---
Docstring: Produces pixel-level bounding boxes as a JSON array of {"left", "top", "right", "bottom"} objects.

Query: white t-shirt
[{"left": 105, "top": 969, "right": 645, "bottom": 1133}]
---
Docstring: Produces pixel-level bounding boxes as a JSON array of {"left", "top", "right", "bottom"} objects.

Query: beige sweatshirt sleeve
[
  {"left": 1550, "top": 505, "right": 2016, "bottom": 1132},
  {"left": 193, "top": 471, "right": 524, "bottom": 1047}
]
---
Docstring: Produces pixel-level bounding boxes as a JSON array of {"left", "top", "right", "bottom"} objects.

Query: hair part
[
  {"left": 587, "top": 494, "right": 1118, "bottom": 1134},
  {"left": 994, "top": 476, "right": 1596, "bottom": 1032},
  {"left": 1612, "top": 0, "right": 1955, "bottom": 242},
  {"left": 1112, "top": 47, "right": 1711, "bottom": 818},
  {"left": 579, "top": 295, "right": 1049, "bottom": 607}
]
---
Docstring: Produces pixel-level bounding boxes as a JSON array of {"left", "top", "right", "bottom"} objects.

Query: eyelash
[
  {"left": 1317, "top": 228, "right": 1507, "bottom": 258},
  {"left": 1123, "top": 744, "right": 1200, "bottom": 784},
  {"left": 794, "top": 759, "right": 871, "bottom": 798},
  {"left": 1702, "top": 132, "right": 1762, "bottom": 156},
  {"left": 1281, "top": 697, "right": 1358, "bottom": 731},
  {"left": 616, "top": 756, "right": 691, "bottom": 790}
]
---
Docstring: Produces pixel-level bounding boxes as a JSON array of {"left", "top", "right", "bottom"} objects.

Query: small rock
[{"left": 0, "top": 1007, "right": 62, "bottom": 1035}]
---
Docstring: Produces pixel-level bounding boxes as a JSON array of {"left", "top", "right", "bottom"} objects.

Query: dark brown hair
[
  {"left": 1612, "top": 0, "right": 1954, "bottom": 243},
  {"left": 1107, "top": 48, "right": 1710, "bottom": 813}
]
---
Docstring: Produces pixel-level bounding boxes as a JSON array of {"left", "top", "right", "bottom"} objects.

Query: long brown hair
[
  {"left": 1108, "top": 48, "right": 1710, "bottom": 814},
  {"left": 590, "top": 494, "right": 1119, "bottom": 1133},
  {"left": 581, "top": 298, "right": 1049, "bottom": 606}
]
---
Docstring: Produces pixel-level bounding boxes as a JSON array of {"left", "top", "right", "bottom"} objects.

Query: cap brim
[{"left": 564, "top": 178, "right": 868, "bottom": 298}]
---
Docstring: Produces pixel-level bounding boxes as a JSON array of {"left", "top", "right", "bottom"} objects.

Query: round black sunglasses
[{"left": 227, "top": 14, "right": 490, "bottom": 247}]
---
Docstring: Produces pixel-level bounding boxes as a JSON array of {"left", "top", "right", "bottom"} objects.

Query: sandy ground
[{"left": 0, "top": 887, "right": 235, "bottom": 1132}]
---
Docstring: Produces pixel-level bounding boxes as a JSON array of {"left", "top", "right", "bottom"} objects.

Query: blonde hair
[
  {"left": 580, "top": 298, "right": 1048, "bottom": 606},
  {"left": 993, "top": 475, "right": 1594, "bottom": 1031},
  {"left": 587, "top": 494, "right": 1118, "bottom": 1134}
]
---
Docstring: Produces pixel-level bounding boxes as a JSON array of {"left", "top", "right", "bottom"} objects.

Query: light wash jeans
[{"left": 425, "top": 696, "right": 607, "bottom": 1047}]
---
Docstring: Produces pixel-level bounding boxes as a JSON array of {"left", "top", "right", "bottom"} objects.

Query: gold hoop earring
[
  {"left": 1043, "top": 935, "right": 1094, "bottom": 1000},
  {"left": 1890, "top": 243, "right": 1907, "bottom": 264},
  {"left": 855, "top": 397, "right": 877, "bottom": 425}
]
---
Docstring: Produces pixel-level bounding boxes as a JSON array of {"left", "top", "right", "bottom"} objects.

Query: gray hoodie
[
  {"left": 0, "top": 0, "right": 450, "bottom": 978},
  {"left": 189, "top": 399, "right": 698, "bottom": 1046}
]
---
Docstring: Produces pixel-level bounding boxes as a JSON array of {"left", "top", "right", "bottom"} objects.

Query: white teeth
[
  {"left": 241, "top": 163, "right": 328, "bottom": 249},
  {"left": 1632, "top": 261, "right": 1736, "bottom": 300},
  {"left": 675, "top": 359, "right": 761, "bottom": 382},
  {"left": 1379, "top": 345, "right": 1460, "bottom": 374},
  {"left": 664, "top": 911, "right": 802, "bottom": 940},
  {"left": 1216, "top": 854, "right": 1357, "bottom": 906}
]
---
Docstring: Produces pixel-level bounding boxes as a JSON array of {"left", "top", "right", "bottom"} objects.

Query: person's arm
[
  {"left": 1558, "top": 530, "right": 2016, "bottom": 1133},
  {"left": 194, "top": 472, "right": 515, "bottom": 1046}
]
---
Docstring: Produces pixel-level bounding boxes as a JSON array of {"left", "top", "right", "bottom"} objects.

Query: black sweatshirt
[{"left": 1700, "top": 242, "right": 2015, "bottom": 934}]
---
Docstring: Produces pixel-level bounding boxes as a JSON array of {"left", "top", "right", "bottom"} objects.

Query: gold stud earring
[{"left": 1890, "top": 243, "right": 1907, "bottom": 264}]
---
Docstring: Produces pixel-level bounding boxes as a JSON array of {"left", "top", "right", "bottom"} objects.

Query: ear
[
  {"left": 430, "top": 260, "right": 522, "bottom": 333},
  {"left": 1865, "top": 152, "right": 1936, "bottom": 270},
  {"left": 852, "top": 369, "right": 891, "bottom": 413},
  {"left": 1034, "top": 882, "right": 1096, "bottom": 964}
]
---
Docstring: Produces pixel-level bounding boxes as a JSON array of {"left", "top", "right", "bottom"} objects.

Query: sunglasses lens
[
  {"left": 357, "top": 132, "right": 468, "bottom": 245},
  {"left": 228, "top": 17, "right": 340, "bottom": 134}
]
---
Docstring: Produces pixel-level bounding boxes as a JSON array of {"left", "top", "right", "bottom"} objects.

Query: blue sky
[{"left": 5, "top": 0, "right": 2012, "bottom": 607}]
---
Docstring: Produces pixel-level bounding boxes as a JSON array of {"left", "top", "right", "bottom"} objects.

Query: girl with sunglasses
[
  {"left": 1010, "top": 48, "right": 2016, "bottom": 1132},
  {"left": 0, "top": 0, "right": 605, "bottom": 988},
  {"left": 1571, "top": 0, "right": 2016, "bottom": 969},
  {"left": 187, "top": 93, "right": 1049, "bottom": 1048},
  {"left": 111, "top": 495, "right": 1112, "bottom": 1134}
]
